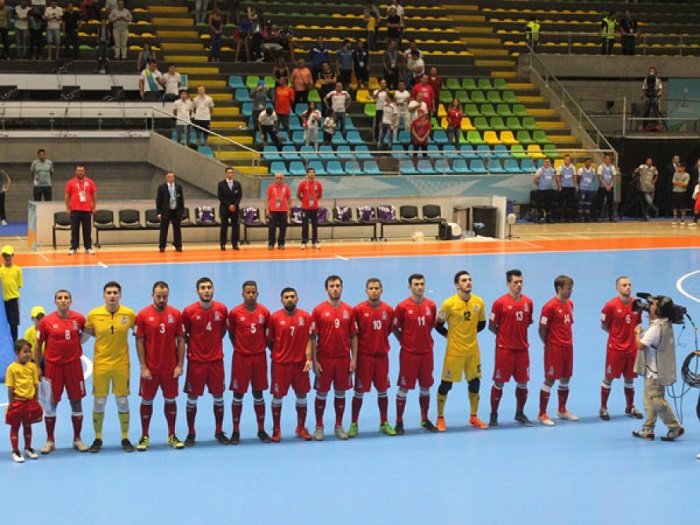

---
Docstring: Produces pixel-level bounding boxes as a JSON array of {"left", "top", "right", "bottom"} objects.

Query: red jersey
[
  {"left": 410, "top": 84, "right": 435, "bottom": 110},
  {"left": 447, "top": 108, "right": 463, "bottom": 128},
  {"left": 228, "top": 303, "right": 270, "bottom": 356},
  {"left": 182, "top": 301, "right": 228, "bottom": 362},
  {"left": 490, "top": 293, "right": 534, "bottom": 351},
  {"left": 311, "top": 301, "right": 357, "bottom": 359},
  {"left": 393, "top": 297, "right": 436, "bottom": 354},
  {"left": 539, "top": 297, "right": 574, "bottom": 346},
  {"left": 411, "top": 118, "right": 431, "bottom": 145},
  {"left": 427, "top": 76, "right": 443, "bottom": 101},
  {"left": 268, "top": 308, "right": 312, "bottom": 363},
  {"left": 65, "top": 176, "right": 96, "bottom": 212},
  {"left": 601, "top": 297, "right": 641, "bottom": 354},
  {"left": 353, "top": 301, "right": 394, "bottom": 355},
  {"left": 134, "top": 304, "right": 185, "bottom": 374},
  {"left": 266, "top": 183, "right": 292, "bottom": 213},
  {"left": 37, "top": 311, "right": 86, "bottom": 364},
  {"left": 297, "top": 179, "right": 323, "bottom": 210}
]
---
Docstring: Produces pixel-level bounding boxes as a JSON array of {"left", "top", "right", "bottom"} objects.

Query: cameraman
[
  {"left": 642, "top": 67, "right": 662, "bottom": 128},
  {"left": 633, "top": 158, "right": 659, "bottom": 219},
  {"left": 632, "top": 296, "right": 684, "bottom": 441}
]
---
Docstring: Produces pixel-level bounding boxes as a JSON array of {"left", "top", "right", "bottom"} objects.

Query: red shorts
[
  {"left": 44, "top": 359, "right": 86, "bottom": 402},
  {"left": 493, "top": 348, "right": 530, "bottom": 384},
  {"left": 397, "top": 351, "right": 434, "bottom": 390},
  {"left": 270, "top": 361, "right": 311, "bottom": 397},
  {"left": 140, "top": 372, "right": 179, "bottom": 400},
  {"left": 184, "top": 359, "right": 225, "bottom": 397},
  {"left": 354, "top": 353, "right": 390, "bottom": 392},
  {"left": 230, "top": 352, "right": 268, "bottom": 394},
  {"left": 5, "top": 399, "right": 43, "bottom": 426},
  {"left": 544, "top": 343, "right": 573, "bottom": 380},
  {"left": 604, "top": 351, "right": 637, "bottom": 380},
  {"left": 314, "top": 355, "right": 352, "bottom": 392}
]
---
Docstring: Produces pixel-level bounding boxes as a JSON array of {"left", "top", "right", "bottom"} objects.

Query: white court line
[
  {"left": 98, "top": 262, "right": 108, "bottom": 269},
  {"left": 676, "top": 270, "right": 700, "bottom": 303},
  {"left": 514, "top": 240, "right": 543, "bottom": 249},
  {"left": 35, "top": 252, "right": 49, "bottom": 262},
  {"left": 335, "top": 255, "right": 350, "bottom": 261}
]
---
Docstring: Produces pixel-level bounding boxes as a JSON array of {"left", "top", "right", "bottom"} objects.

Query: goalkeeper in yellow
[{"left": 435, "top": 271, "right": 488, "bottom": 431}]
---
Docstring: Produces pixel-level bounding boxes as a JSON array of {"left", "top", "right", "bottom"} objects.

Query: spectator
[
  {"left": 297, "top": 167, "right": 323, "bottom": 250},
  {"left": 372, "top": 78, "right": 388, "bottom": 141},
  {"left": 136, "top": 41, "right": 157, "bottom": 72},
  {"left": 301, "top": 101, "right": 322, "bottom": 151},
  {"left": 308, "top": 34, "right": 329, "bottom": 81},
  {"left": 109, "top": 0, "right": 131, "bottom": 60},
  {"left": 192, "top": 85, "right": 215, "bottom": 147},
  {"left": 672, "top": 162, "right": 689, "bottom": 225},
  {"left": 274, "top": 79, "right": 295, "bottom": 135},
  {"left": 322, "top": 109, "right": 335, "bottom": 146},
  {"left": 600, "top": 10, "right": 617, "bottom": 56},
  {"left": 95, "top": 15, "right": 110, "bottom": 73},
  {"left": 278, "top": 20, "right": 299, "bottom": 61},
  {"left": 224, "top": 0, "right": 240, "bottom": 25},
  {"left": 317, "top": 61, "right": 337, "bottom": 116},
  {"left": 597, "top": 153, "right": 617, "bottom": 222},
  {"left": 525, "top": 15, "right": 540, "bottom": 53},
  {"left": 272, "top": 57, "right": 290, "bottom": 87},
  {"left": 161, "top": 63, "right": 182, "bottom": 102},
  {"left": 30, "top": 148, "right": 53, "bottom": 201},
  {"left": 656, "top": 154, "right": 678, "bottom": 217},
  {"left": 28, "top": 9, "right": 45, "bottom": 60},
  {"left": 260, "top": 20, "right": 283, "bottom": 61},
  {"left": 383, "top": 39, "right": 400, "bottom": 89},
  {"left": 336, "top": 39, "right": 353, "bottom": 89},
  {"left": 290, "top": 58, "right": 314, "bottom": 108},
  {"left": 533, "top": 157, "right": 556, "bottom": 223},
  {"left": 411, "top": 108, "right": 430, "bottom": 160},
  {"left": 407, "top": 91, "right": 427, "bottom": 125},
  {"left": 31, "top": 0, "right": 46, "bottom": 16},
  {"left": 407, "top": 49, "right": 425, "bottom": 89},
  {"left": 393, "top": 79, "right": 411, "bottom": 135},
  {"left": 62, "top": 2, "right": 81, "bottom": 60},
  {"left": 139, "top": 60, "right": 164, "bottom": 102},
  {"left": 364, "top": 7, "right": 378, "bottom": 52},
  {"left": 353, "top": 40, "right": 370, "bottom": 90},
  {"left": 248, "top": 6, "right": 264, "bottom": 62},
  {"left": 385, "top": 6, "right": 401, "bottom": 49},
  {"left": 0, "top": 167, "right": 10, "bottom": 225},
  {"left": 619, "top": 10, "right": 639, "bottom": 56},
  {"left": 324, "top": 82, "right": 350, "bottom": 137},
  {"left": 43, "top": 0, "right": 63, "bottom": 61},
  {"left": 411, "top": 74, "right": 435, "bottom": 115},
  {"left": 208, "top": 6, "right": 223, "bottom": 62},
  {"left": 14, "top": 0, "right": 31, "bottom": 60},
  {"left": 195, "top": 0, "right": 210, "bottom": 25},
  {"left": 258, "top": 107, "right": 282, "bottom": 150},
  {"left": 233, "top": 14, "right": 251, "bottom": 63},
  {"left": 388, "top": 0, "right": 405, "bottom": 31},
  {"left": 0, "top": 0, "right": 11, "bottom": 60},
  {"left": 173, "top": 89, "right": 193, "bottom": 146},
  {"left": 427, "top": 67, "right": 443, "bottom": 110},
  {"left": 446, "top": 98, "right": 463, "bottom": 148},
  {"left": 250, "top": 79, "right": 269, "bottom": 129},
  {"left": 377, "top": 91, "right": 397, "bottom": 150}
]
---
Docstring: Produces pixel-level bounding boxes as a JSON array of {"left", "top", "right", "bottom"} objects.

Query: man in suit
[
  {"left": 218, "top": 167, "right": 242, "bottom": 250},
  {"left": 156, "top": 171, "right": 184, "bottom": 252}
]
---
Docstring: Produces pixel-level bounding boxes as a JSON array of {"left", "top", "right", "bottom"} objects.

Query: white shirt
[
  {"left": 192, "top": 94, "right": 214, "bottom": 120},
  {"left": 303, "top": 109, "right": 322, "bottom": 129},
  {"left": 325, "top": 90, "right": 350, "bottom": 113},
  {"left": 162, "top": 72, "right": 182, "bottom": 96},
  {"left": 322, "top": 116, "right": 335, "bottom": 134},
  {"left": 381, "top": 103, "right": 397, "bottom": 125},
  {"left": 258, "top": 111, "right": 278, "bottom": 127},
  {"left": 44, "top": 6, "right": 63, "bottom": 29},
  {"left": 173, "top": 98, "right": 193, "bottom": 124},
  {"left": 14, "top": 5, "right": 31, "bottom": 30},
  {"left": 640, "top": 320, "right": 662, "bottom": 379},
  {"left": 393, "top": 89, "right": 410, "bottom": 111},
  {"left": 373, "top": 89, "right": 387, "bottom": 111},
  {"left": 408, "top": 101, "right": 427, "bottom": 122},
  {"left": 139, "top": 68, "right": 163, "bottom": 92}
]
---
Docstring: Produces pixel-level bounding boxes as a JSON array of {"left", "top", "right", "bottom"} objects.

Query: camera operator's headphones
[{"left": 653, "top": 295, "right": 675, "bottom": 318}]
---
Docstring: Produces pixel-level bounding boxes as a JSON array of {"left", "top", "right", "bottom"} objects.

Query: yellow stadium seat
[
  {"left": 437, "top": 105, "right": 446, "bottom": 118},
  {"left": 460, "top": 118, "right": 475, "bottom": 131},
  {"left": 499, "top": 131, "right": 518, "bottom": 145},
  {"left": 484, "top": 131, "right": 502, "bottom": 145},
  {"left": 527, "top": 145, "right": 546, "bottom": 159}
]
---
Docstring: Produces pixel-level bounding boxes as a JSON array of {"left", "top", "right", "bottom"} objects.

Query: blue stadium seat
[
  {"left": 354, "top": 145, "right": 373, "bottom": 160},
  {"left": 228, "top": 75, "right": 245, "bottom": 89},
  {"left": 400, "top": 160, "right": 418, "bottom": 175},
  {"left": 442, "top": 144, "right": 459, "bottom": 159},
  {"left": 263, "top": 146, "right": 282, "bottom": 161},
  {"left": 452, "top": 158, "right": 470, "bottom": 173},
  {"left": 363, "top": 160, "right": 383, "bottom": 175},
  {"left": 281, "top": 145, "right": 299, "bottom": 160},
  {"left": 488, "top": 159, "right": 506, "bottom": 174},
  {"left": 335, "top": 145, "right": 353, "bottom": 160},
  {"left": 318, "top": 145, "right": 335, "bottom": 161},
  {"left": 459, "top": 145, "right": 478, "bottom": 160},
  {"left": 289, "top": 161, "right": 306, "bottom": 176},
  {"left": 234, "top": 89, "right": 252, "bottom": 103},
  {"left": 198, "top": 146, "right": 214, "bottom": 158},
  {"left": 292, "top": 131, "right": 306, "bottom": 147},
  {"left": 432, "top": 130, "right": 448, "bottom": 145},
  {"left": 391, "top": 144, "right": 408, "bottom": 160},
  {"left": 434, "top": 158, "right": 453, "bottom": 174},
  {"left": 344, "top": 160, "right": 363, "bottom": 175},
  {"left": 346, "top": 131, "right": 364, "bottom": 146},
  {"left": 241, "top": 102, "right": 253, "bottom": 116},
  {"left": 417, "top": 159, "right": 434, "bottom": 174},
  {"left": 332, "top": 133, "right": 348, "bottom": 146},
  {"left": 326, "top": 160, "right": 345, "bottom": 176},
  {"left": 294, "top": 102, "right": 308, "bottom": 116},
  {"left": 470, "top": 159, "right": 487, "bottom": 173},
  {"left": 504, "top": 158, "right": 522, "bottom": 173},
  {"left": 270, "top": 161, "right": 289, "bottom": 175},
  {"left": 426, "top": 144, "right": 441, "bottom": 158},
  {"left": 308, "top": 160, "right": 326, "bottom": 175},
  {"left": 397, "top": 131, "right": 411, "bottom": 145},
  {"left": 298, "top": 145, "right": 318, "bottom": 163}
]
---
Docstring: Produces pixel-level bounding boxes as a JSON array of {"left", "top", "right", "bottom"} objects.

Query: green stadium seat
[
  {"left": 464, "top": 104, "right": 480, "bottom": 117},
  {"left": 532, "top": 130, "right": 549, "bottom": 144},
  {"left": 445, "top": 78, "right": 461, "bottom": 91},
  {"left": 522, "top": 117, "right": 538, "bottom": 130},
  {"left": 503, "top": 90, "right": 518, "bottom": 104},
  {"left": 489, "top": 117, "right": 507, "bottom": 131},
  {"left": 246, "top": 75, "right": 259, "bottom": 90},
  {"left": 466, "top": 130, "right": 485, "bottom": 145},
  {"left": 439, "top": 90, "right": 453, "bottom": 105},
  {"left": 506, "top": 117, "right": 523, "bottom": 130},
  {"left": 497, "top": 104, "right": 513, "bottom": 117},
  {"left": 493, "top": 78, "right": 508, "bottom": 90},
  {"left": 308, "top": 90, "right": 321, "bottom": 103},
  {"left": 513, "top": 104, "right": 528, "bottom": 117},
  {"left": 470, "top": 91, "right": 487, "bottom": 104},
  {"left": 455, "top": 90, "right": 470, "bottom": 105},
  {"left": 473, "top": 117, "right": 489, "bottom": 130},
  {"left": 461, "top": 78, "right": 477, "bottom": 90},
  {"left": 480, "top": 104, "right": 497, "bottom": 118},
  {"left": 477, "top": 78, "right": 494, "bottom": 91},
  {"left": 487, "top": 91, "right": 502, "bottom": 104},
  {"left": 364, "top": 103, "right": 376, "bottom": 118},
  {"left": 510, "top": 144, "right": 529, "bottom": 159},
  {"left": 516, "top": 130, "right": 535, "bottom": 144}
]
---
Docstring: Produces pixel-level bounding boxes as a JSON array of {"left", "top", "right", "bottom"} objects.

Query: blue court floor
[{"left": 2, "top": 245, "right": 700, "bottom": 524}]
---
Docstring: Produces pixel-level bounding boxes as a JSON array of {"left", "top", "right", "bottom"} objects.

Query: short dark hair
[
  {"left": 242, "top": 280, "right": 258, "bottom": 290},
  {"left": 14, "top": 339, "right": 31, "bottom": 353},
  {"left": 196, "top": 277, "right": 213, "bottom": 289},
  {"left": 152, "top": 280, "right": 169, "bottom": 292},
  {"left": 408, "top": 273, "right": 424, "bottom": 285},
  {"left": 280, "top": 286, "right": 297, "bottom": 297},
  {"left": 37, "top": 149, "right": 46, "bottom": 155},
  {"left": 103, "top": 281, "right": 122, "bottom": 292},
  {"left": 366, "top": 277, "right": 382, "bottom": 288},
  {"left": 506, "top": 269, "right": 522, "bottom": 282},
  {"left": 325, "top": 275, "right": 343, "bottom": 288},
  {"left": 554, "top": 275, "right": 573, "bottom": 291},
  {"left": 454, "top": 270, "right": 470, "bottom": 284},
  {"left": 54, "top": 289, "right": 71, "bottom": 300}
]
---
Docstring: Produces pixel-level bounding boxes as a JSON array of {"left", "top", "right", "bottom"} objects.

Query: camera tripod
[{"left": 642, "top": 94, "right": 665, "bottom": 131}]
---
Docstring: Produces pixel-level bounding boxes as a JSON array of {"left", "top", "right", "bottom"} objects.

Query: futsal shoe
[
  {"left": 89, "top": 439, "right": 103, "bottom": 453},
  {"left": 136, "top": 436, "right": 149, "bottom": 451},
  {"left": 214, "top": 432, "right": 229, "bottom": 445},
  {"left": 184, "top": 434, "right": 196, "bottom": 447},
  {"left": 394, "top": 422, "right": 405, "bottom": 435},
  {"left": 489, "top": 413, "right": 498, "bottom": 428},
  {"left": 420, "top": 419, "right": 438, "bottom": 432},
  {"left": 257, "top": 430, "right": 272, "bottom": 443},
  {"left": 557, "top": 411, "right": 579, "bottom": 421},
  {"left": 347, "top": 422, "right": 358, "bottom": 438},
  {"left": 334, "top": 426, "right": 349, "bottom": 440},
  {"left": 24, "top": 448, "right": 39, "bottom": 460},
  {"left": 436, "top": 416, "right": 447, "bottom": 432},
  {"left": 537, "top": 414, "right": 555, "bottom": 426},
  {"left": 167, "top": 435, "right": 184, "bottom": 449},
  {"left": 229, "top": 432, "right": 240, "bottom": 445},
  {"left": 11, "top": 451, "right": 24, "bottom": 463},
  {"left": 295, "top": 426, "right": 312, "bottom": 441},
  {"left": 313, "top": 426, "right": 324, "bottom": 441},
  {"left": 514, "top": 412, "right": 534, "bottom": 427},
  {"left": 599, "top": 407, "right": 610, "bottom": 421},
  {"left": 469, "top": 416, "right": 488, "bottom": 429},
  {"left": 121, "top": 439, "right": 135, "bottom": 453},
  {"left": 632, "top": 428, "right": 655, "bottom": 441},
  {"left": 73, "top": 439, "right": 89, "bottom": 452},
  {"left": 625, "top": 407, "right": 643, "bottom": 419},
  {"left": 379, "top": 422, "right": 397, "bottom": 436},
  {"left": 271, "top": 430, "right": 281, "bottom": 443},
  {"left": 660, "top": 427, "right": 685, "bottom": 442}
]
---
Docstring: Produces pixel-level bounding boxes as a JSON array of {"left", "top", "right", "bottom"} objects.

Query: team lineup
[{"left": 6, "top": 270, "right": 671, "bottom": 463}]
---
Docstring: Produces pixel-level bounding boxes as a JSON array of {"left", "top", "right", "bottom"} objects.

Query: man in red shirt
[
  {"left": 64, "top": 165, "right": 97, "bottom": 256},
  {"left": 297, "top": 167, "right": 323, "bottom": 250},
  {"left": 228, "top": 280, "right": 271, "bottom": 445},
  {"left": 599, "top": 276, "right": 643, "bottom": 420},
  {"left": 393, "top": 273, "right": 438, "bottom": 434},
  {"left": 426, "top": 67, "right": 443, "bottom": 112},
  {"left": 411, "top": 108, "right": 431, "bottom": 160},
  {"left": 349, "top": 278, "right": 395, "bottom": 437},
  {"left": 266, "top": 172, "right": 292, "bottom": 250},
  {"left": 34, "top": 289, "right": 88, "bottom": 454},
  {"left": 182, "top": 277, "right": 229, "bottom": 446},
  {"left": 537, "top": 275, "right": 577, "bottom": 426},
  {"left": 134, "top": 281, "right": 186, "bottom": 450},
  {"left": 311, "top": 275, "right": 358, "bottom": 441},
  {"left": 273, "top": 80, "right": 295, "bottom": 135},
  {"left": 488, "top": 269, "right": 535, "bottom": 428},
  {"left": 410, "top": 73, "right": 435, "bottom": 114},
  {"left": 267, "top": 287, "right": 313, "bottom": 442}
]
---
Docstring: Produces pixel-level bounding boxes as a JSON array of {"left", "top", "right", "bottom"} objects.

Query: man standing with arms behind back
[
  {"left": 297, "top": 167, "right": 323, "bottom": 250},
  {"left": 65, "top": 165, "right": 97, "bottom": 256},
  {"left": 218, "top": 167, "right": 242, "bottom": 251},
  {"left": 156, "top": 171, "right": 184, "bottom": 253},
  {"left": 599, "top": 276, "right": 643, "bottom": 421},
  {"left": 30, "top": 148, "right": 53, "bottom": 201},
  {"left": 266, "top": 172, "right": 292, "bottom": 250}
]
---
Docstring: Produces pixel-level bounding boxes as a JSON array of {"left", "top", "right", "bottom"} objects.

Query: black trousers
[
  {"left": 301, "top": 208, "right": 318, "bottom": 244},
  {"left": 268, "top": 211, "right": 287, "bottom": 247},
  {"left": 70, "top": 210, "right": 92, "bottom": 250},
  {"left": 220, "top": 208, "right": 240, "bottom": 247},
  {"left": 33, "top": 186, "right": 52, "bottom": 201},
  {"left": 159, "top": 212, "right": 182, "bottom": 249},
  {"left": 559, "top": 187, "right": 576, "bottom": 221},
  {"left": 597, "top": 188, "right": 615, "bottom": 219},
  {"left": 5, "top": 298, "right": 18, "bottom": 341},
  {"left": 0, "top": 191, "right": 6, "bottom": 221}
]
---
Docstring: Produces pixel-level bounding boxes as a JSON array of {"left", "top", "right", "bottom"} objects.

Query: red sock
[
  {"left": 490, "top": 386, "right": 503, "bottom": 413},
  {"left": 254, "top": 401, "right": 266, "bottom": 432},
  {"left": 213, "top": 403, "right": 224, "bottom": 434},
  {"left": 231, "top": 402, "right": 242, "bottom": 433},
  {"left": 351, "top": 395, "right": 362, "bottom": 424},
  {"left": 396, "top": 395, "right": 406, "bottom": 423},
  {"left": 378, "top": 395, "right": 388, "bottom": 425},
  {"left": 186, "top": 405, "right": 197, "bottom": 435},
  {"left": 558, "top": 387, "right": 569, "bottom": 413},
  {"left": 539, "top": 389, "right": 550, "bottom": 416},
  {"left": 419, "top": 394, "right": 429, "bottom": 422},
  {"left": 23, "top": 423, "right": 32, "bottom": 450},
  {"left": 515, "top": 386, "right": 528, "bottom": 413},
  {"left": 45, "top": 416, "right": 56, "bottom": 442},
  {"left": 164, "top": 402, "right": 177, "bottom": 436},
  {"left": 71, "top": 414, "right": 83, "bottom": 440},
  {"left": 140, "top": 403, "right": 152, "bottom": 437},
  {"left": 10, "top": 424, "right": 20, "bottom": 452},
  {"left": 272, "top": 403, "right": 282, "bottom": 432},
  {"left": 296, "top": 403, "right": 307, "bottom": 428},
  {"left": 601, "top": 385, "right": 611, "bottom": 409},
  {"left": 314, "top": 396, "right": 326, "bottom": 427},
  {"left": 334, "top": 396, "right": 346, "bottom": 427},
  {"left": 624, "top": 386, "right": 635, "bottom": 410}
]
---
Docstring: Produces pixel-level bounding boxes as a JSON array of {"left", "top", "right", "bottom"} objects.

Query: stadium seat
[
  {"left": 427, "top": 144, "right": 441, "bottom": 159},
  {"left": 295, "top": 102, "right": 308, "bottom": 116},
  {"left": 445, "top": 78, "right": 461, "bottom": 91},
  {"left": 308, "top": 160, "right": 327, "bottom": 175},
  {"left": 516, "top": 130, "right": 535, "bottom": 145},
  {"left": 511, "top": 145, "right": 529, "bottom": 159},
  {"left": 487, "top": 91, "right": 503, "bottom": 104},
  {"left": 354, "top": 145, "right": 373, "bottom": 160},
  {"left": 490, "top": 117, "right": 507, "bottom": 131},
  {"left": 504, "top": 158, "right": 522, "bottom": 173},
  {"left": 299, "top": 145, "right": 318, "bottom": 163},
  {"left": 506, "top": 117, "right": 523, "bottom": 130},
  {"left": 344, "top": 160, "right": 363, "bottom": 175},
  {"left": 335, "top": 145, "right": 353, "bottom": 160},
  {"left": 332, "top": 133, "right": 348, "bottom": 146},
  {"left": 513, "top": 104, "right": 528, "bottom": 117},
  {"left": 503, "top": 90, "right": 518, "bottom": 104},
  {"left": 499, "top": 130, "right": 518, "bottom": 145},
  {"left": 346, "top": 131, "right": 364, "bottom": 146},
  {"left": 241, "top": 102, "right": 253, "bottom": 116},
  {"left": 466, "top": 130, "right": 485, "bottom": 145},
  {"left": 433, "top": 130, "right": 448, "bottom": 145},
  {"left": 488, "top": 158, "right": 506, "bottom": 174},
  {"left": 452, "top": 158, "right": 470, "bottom": 173},
  {"left": 281, "top": 145, "right": 299, "bottom": 160},
  {"left": 417, "top": 159, "right": 435, "bottom": 174},
  {"left": 400, "top": 160, "right": 418, "bottom": 175},
  {"left": 318, "top": 145, "right": 335, "bottom": 161},
  {"left": 527, "top": 145, "right": 547, "bottom": 159},
  {"left": 289, "top": 161, "right": 306, "bottom": 176},
  {"left": 397, "top": 131, "right": 411, "bottom": 145},
  {"left": 363, "top": 160, "right": 383, "bottom": 175},
  {"left": 477, "top": 78, "right": 494, "bottom": 91},
  {"left": 522, "top": 117, "right": 538, "bottom": 130},
  {"left": 270, "top": 161, "right": 289, "bottom": 175},
  {"left": 245, "top": 75, "right": 260, "bottom": 90},
  {"left": 461, "top": 78, "right": 477, "bottom": 90},
  {"left": 484, "top": 131, "right": 502, "bottom": 145},
  {"left": 493, "top": 78, "right": 508, "bottom": 90},
  {"left": 471, "top": 91, "right": 487, "bottom": 104},
  {"left": 439, "top": 90, "right": 453, "bottom": 105},
  {"left": 521, "top": 158, "right": 535, "bottom": 172},
  {"left": 470, "top": 159, "right": 487, "bottom": 173},
  {"left": 532, "top": 130, "right": 549, "bottom": 144},
  {"left": 437, "top": 104, "right": 447, "bottom": 118},
  {"left": 473, "top": 117, "right": 489, "bottom": 131},
  {"left": 434, "top": 158, "right": 453, "bottom": 174},
  {"left": 496, "top": 104, "right": 513, "bottom": 117},
  {"left": 292, "top": 131, "right": 306, "bottom": 147},
  {"left": 455, "top": 90, "right": 470, "bottom": 105},
  {"left": 326, "top": 160, "right": 345, "bottom": 176},
  {"left": 235, "top": 88, "right": 252, "bottom": 103},
  {"left": 263, "top": 145, "right": 282, "bottom": 161},
  {"left": 364, "top": 103, "right": 376, "bottom": 118},
  {"left": 464, "top": 104, "right": 480, "bottom": 118},
  {"left": 460, "top": 117, "right": 475, "bottom": 131},
  {"left": 480, "top": 104, "right": 497, "bottom": 118},
  {"left": 228, "top": 75, "right": 245, "bottom": 89},
  {"left": 443, "top": 144, "right": 459, "bottom": 158},
  {"left": 422, "top": 204, "right": 443, "bottom": 223}
]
